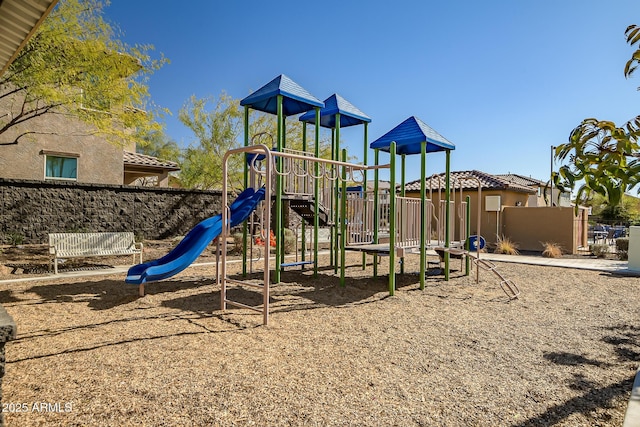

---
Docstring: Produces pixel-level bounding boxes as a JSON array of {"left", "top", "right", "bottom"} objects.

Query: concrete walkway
[
  {"left": 479, "top": 253, "right": 638, "bottom": 276},
  {"left": 1, "top": 251, "right": 638, "bottom": 286}
]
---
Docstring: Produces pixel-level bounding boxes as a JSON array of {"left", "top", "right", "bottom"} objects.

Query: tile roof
[
  {"left": 123, "top": 151, "right": 180, "bottom": 171},
  {"left": 495, "top": 173, "right": 546, "bottom": 187},
  {"left": 404, "top": 170, "right": 536, "bottom": 194}
]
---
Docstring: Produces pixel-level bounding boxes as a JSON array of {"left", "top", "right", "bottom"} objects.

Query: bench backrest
[{"left": 49, "top": 232, "right": 136, "bottom": 256}]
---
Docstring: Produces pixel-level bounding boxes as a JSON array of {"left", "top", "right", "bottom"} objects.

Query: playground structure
[
  {"left": 125, "top": 74, "right": 519, "bottom": 325},
  {"left": 217, "top": 74, "right": 519, "bottom": 325}
]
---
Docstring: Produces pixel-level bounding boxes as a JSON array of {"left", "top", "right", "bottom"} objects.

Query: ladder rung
[
  {"left": 225, "top": 278, "right": 264, "bottom": 289},
  {"left": 224, "top": 299, "right": 264, "bottom": 313},
  {"left": 500, "top": 279, "right": 520, "bottom": 299}
]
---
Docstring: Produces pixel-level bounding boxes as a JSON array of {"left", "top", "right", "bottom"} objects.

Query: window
[{"left": 45, "top": 155, "right": 78, "bottom": 181}]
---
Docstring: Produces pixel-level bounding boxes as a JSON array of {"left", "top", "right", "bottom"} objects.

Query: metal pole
[
  {"left": 550, "top": 145, "right": 556, "bottom": 207},
  {"left": 389, "top": 141, "right": 396, "bottom": 296},
  {"left": 242, "top": 106, "right": 249, "bottom": 277},
  {"left": 400, "top": 154, "right": 406, "bottom": 275},
  {"left": 333, "top": 113, "right": 341, "bottom": 273},
  {"left": 301, "top": 122, "right": 307, "bottom": 263},
  {"left": 313, "top": 107, "right": 320, "bottom": 277},
  {"left": 274, "top": 95, "right": 283, "bottom": 283},
  {"left": 362, "top": 122, "right": 368, "bottom": 270},
  {"left": 444, "top": 150, "right": 451, "bottom": 281},
  {"left": 465, "top": 195, "right": 471, "bottom": 276},
  {"left": 373, "top": 149, "right": 379, "bottom": 278},
  {"left": 419, "top": 141, "right": 426, "bottom": 290},
  {"left": 340, "top": 149, "right": 347, "bottom": 287}
]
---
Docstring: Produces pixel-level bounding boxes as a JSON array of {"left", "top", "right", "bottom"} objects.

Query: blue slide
[{"left": 125, "top": 187, "right": 266, "bottom": 285}]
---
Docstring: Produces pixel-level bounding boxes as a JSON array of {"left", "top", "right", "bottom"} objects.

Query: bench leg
[
  {"left": 139, "top": 284, "right": 145, "bottom": 297},
  {"left": 54, "top": 259, "right": 58, "bottom": 275}
]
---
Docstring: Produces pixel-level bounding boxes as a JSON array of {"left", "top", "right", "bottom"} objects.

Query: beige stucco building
[
  {"left": 0, "top": 2, "right": 178, "bottom": 188},
  {"left": 404, "top": 170, "right": 588, "bottom": 253},
  {"left": 0, "top": 92, "right": 179, "bottom": 186}
]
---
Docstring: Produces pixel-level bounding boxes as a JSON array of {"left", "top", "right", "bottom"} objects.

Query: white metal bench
[{"left": 49, "top": 232, "right": 143, "bottom": 274}]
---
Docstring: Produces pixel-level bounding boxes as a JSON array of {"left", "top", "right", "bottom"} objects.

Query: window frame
[{"left": 41, "top": 150, "right": 79, "bottom": 182}]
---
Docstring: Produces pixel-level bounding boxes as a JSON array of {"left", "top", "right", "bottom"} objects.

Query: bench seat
[{"left": 49, "top": 232, "right": 143, "bottom": 274}]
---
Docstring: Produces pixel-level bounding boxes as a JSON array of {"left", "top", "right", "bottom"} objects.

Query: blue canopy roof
[
  {"left": 299, "top": 93, "right": 371, "bottom": 128},
  {"left": 240, "top": 74, "right": 324, "bottom": 116},
  {"left": 369, "top": 116, "right": 455, "bottom": 155}
]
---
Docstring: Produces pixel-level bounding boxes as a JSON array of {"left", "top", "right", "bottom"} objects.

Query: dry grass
[
  {"left": 542, "top": 242, "right": 563, "bottom": 258},
  {"left": 1, "top": 251, "right": 639, "bottom": 426},
  {"left": 494, "top": 235, "right": 520, "bottom": 255}
]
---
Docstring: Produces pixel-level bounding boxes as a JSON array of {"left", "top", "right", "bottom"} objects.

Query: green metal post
[
  {"left": 301, "top": 121, "right": 307, "bottom": 263},
  {"left": 419, "top": 141, "right": 426, "bottom": 290},
  {"left": 373, "top": 149, "right": 379, "bottom": 278},
  {"left": 362, "top": 122, "right": 368, "bottom": 270},
  {"left": 313, "top": 107, "right": 320, "bottom": 277},
  {"left": 329, "top": 128, "right": 335, "bottom": 268},
  {"left": 242, "top": 105, "right": 249, "bottom": 277},
  {"left": 340, "top": 149, "right": 347, "bottom": 287},
  {"left": 281, "top": 117, "right": 287, "bottom": 265},
  {"left": 389, "top": 142, "right": 396, "bottom": 296},
  {"left": 333, "top": 113, "right": 341, "bottom": 273},
  {"left": 444, "top": 149, "right": 451, "bottom": 281},
  {"left": 400, "top": 154, "right": 406, "bottom": 274},
  {"left": 274, "top": 95, "right": 283, "bottom": 283}
]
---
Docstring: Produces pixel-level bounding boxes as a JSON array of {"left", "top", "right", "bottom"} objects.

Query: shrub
[
  {"left": 541, "top": 242, "right": 563, "bottom": 258},
  {"left": 231, "top": 232, "right": 244, "bottom": 254},
  {"left": 616, "top": 238, "right": 629, "bottom": 252},
  {"left": 283, "top": 229, "right": 296, "bottom": 254},
  {"left": 589, "top": 243, "right": 609, "bottom": 258},
  {"left": 494, "top": 235, "right": 519, "bottom": 255},
  {"left": 5, "top": 232, "right": 24, "bottom": 246},
  {"left": 616, "top": 238, "right": 629, "bottom": 260}
]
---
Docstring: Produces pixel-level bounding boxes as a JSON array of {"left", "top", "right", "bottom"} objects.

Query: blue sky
[{"left": 104, "top": 1, "right": 640, "bottom": 184}]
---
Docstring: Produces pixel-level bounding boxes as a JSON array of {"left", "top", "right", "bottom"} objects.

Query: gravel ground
[{"left": 0, "top": 250, "right": 639, "bottom": 426}]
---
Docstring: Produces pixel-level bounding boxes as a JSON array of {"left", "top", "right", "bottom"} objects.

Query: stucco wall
[
  {"left": 406, "top": 189, "right": 532, "bottom": 245},
  {"left": 502, "top": 206, "right": 584, "bottom": 254},
  {"left": 0, "top": 178, "right": 223, "bottom": 244},
  {"left": 403, "top": 188, "right": 586, "bottom": 252},
  {"left": 0, "top": 93, "right": 124, "bottom": 185}
]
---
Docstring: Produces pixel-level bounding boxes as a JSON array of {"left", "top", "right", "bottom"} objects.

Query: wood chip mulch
[{"left": 0, "top": 250, "right": 638, "bottom": 426}]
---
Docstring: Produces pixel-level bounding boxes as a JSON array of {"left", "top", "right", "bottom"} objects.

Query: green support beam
[
  {"left": 419, "top": 141, "right": 426, "bottom": 290},
  {"left": 340, "top": 149, "right": 347, "bottom": 287},
  {"left": 444, "top": 149, "right": 451, "bottom": 281},
  {"left": 362, "top": 122, "right": 368, "bottom": 270},
  {"left": 373, "top": 149, "right": 379, "bottom": 278},
  {"left": 389, "top": 142, "right": 396, "bottom": 296},
  {"left": 313, "top": 107, "right": 320, "bottom": 277},
  {"left": 400, "top": 154, "right": 406, "bottom": 275}
]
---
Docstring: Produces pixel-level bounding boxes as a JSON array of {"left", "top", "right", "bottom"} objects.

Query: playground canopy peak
[
  {"left": 299, "top": 93, "right": 371, "bottom": 128},
  {"left": 240, "top": 74, "right": 324, "bottom": 116},
  {"left": 370, "top": 116, "right": 455, "bottom": 155}
]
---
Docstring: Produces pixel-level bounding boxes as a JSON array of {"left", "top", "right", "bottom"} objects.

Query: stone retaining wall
[{"left": 0, "top": 179, "right": 223, "bottom": 244}]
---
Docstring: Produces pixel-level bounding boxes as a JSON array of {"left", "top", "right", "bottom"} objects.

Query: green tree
[
  {"left": 581, "top": 192, "right": 640, "bottom": 225},
  {"left": 178, "top": 92, "right": 335, "bottom": 190},
  {"left": 137, "top": 129, "right": 180, "bottom": 162},
  {"left": 555, "top": 24, "right": 640, "bottom": 207},
  {"left": 178, "top": 93, "right": 246, "bottom": 190},
  {"left": 0, "top": 0, "right": 167, "bottom": 146}
]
